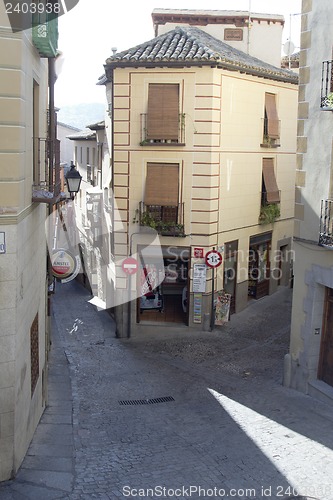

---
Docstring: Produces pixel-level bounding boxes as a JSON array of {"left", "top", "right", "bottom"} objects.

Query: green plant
[
  {"left": 140, "top": 211, "right": 158, "bottom": 229},
  {"left": 262, "top": 134, "right": 279, "bottom": 147},
  {"left": 259, "top": 204, "right": 280, "bottom": 224},
  {"left": 134, "top": 208, "right": 185, "bottom": 235}
]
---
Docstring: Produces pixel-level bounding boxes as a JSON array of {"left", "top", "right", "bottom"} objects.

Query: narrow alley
[{"left": 1, "top": 281, "right": 333, "bottom": 500}]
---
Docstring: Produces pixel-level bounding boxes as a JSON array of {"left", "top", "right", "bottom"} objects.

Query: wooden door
[{"left": 319, "top": 287, "right": 333, "bottom": 387}]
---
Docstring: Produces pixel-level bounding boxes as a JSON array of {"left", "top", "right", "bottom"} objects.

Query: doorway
[
  {"left": 277, "top": 244, "right": 290, "bottom": 287},
  {"left": 318, "top": 287, "right": 333, "bottom": 387},
  {"left": 137, "top": 246, "right": 189, "bottom": 325},
  {"left": 248, "top": 233, "right": 271, "bottom": 300}
]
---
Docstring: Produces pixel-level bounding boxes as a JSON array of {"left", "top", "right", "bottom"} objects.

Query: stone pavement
[{"left": 1, "top": 281, "right": 333, "bottom": 499}]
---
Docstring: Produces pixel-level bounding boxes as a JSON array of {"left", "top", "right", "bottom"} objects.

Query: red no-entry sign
[
  {"left": 122, "top": 257, "right": 139, "bottom": 275},
  {"left": 205, "top": 250, "right": 222, "bottom": 269}
]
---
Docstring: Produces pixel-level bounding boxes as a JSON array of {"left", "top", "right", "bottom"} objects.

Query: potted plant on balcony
[
  {"left": 259, "top": 204, "right": 280, "bottom": 224},
  {"left": 133, "top": 209, "right": 185, "bottom": 236},
  {"left": 158, "top": 221, "right": 185, "bottom": 237}
]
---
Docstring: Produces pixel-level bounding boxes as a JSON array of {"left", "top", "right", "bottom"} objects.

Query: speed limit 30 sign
[{"left": 205, "top": 250, "right": 222, "bottom": 268}]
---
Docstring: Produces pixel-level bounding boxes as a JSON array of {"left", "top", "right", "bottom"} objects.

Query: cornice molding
[{"left": 0, "top": 203, "right": 40, "bottom": 225}]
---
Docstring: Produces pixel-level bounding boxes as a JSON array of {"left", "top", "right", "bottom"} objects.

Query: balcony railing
[
  {"left": 32, "top": 138, "right": 62, "bottom": 204},
  {"left": 137, "top": 202, "right": 185, "bottom": 237},
  {"left": 260, "top": 118, "right": 281, "bottom": 148},
  {"left": 140, "top": 114, "right": 185, "bottom": 146},
  {"left": 319, "top": 199, "right": 333, "bottom": 247},
  {"left": 320, "top": 61, "right": 333, "bottom": 110}
]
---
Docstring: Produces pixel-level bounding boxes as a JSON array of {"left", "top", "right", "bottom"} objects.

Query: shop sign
[
  {"left": 193, "top": 263, "right": 206, "bottom": 293},
  {"left": 194, "top": 247, "right": 204, "bottom": 259},
  {"left": 51, "top": 249, "right": 81, "bottom": 283},
  {"left": 215, "top": 291, "right": 232, "bottom": 326},
  {"left": 224, "top": 28, "right": 243, "bottom": 41},
  {"left": 0, "top": 232, "right": 6, "bottom": 254},
  {"left": 193, "top": 293, "right": 202, "bottom": 323}
]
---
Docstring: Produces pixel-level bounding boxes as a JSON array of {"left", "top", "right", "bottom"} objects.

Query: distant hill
[{"left": 57, "top": 103, "right": 105, "bottom": 130}]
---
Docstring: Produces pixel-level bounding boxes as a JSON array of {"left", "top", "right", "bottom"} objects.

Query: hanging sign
[
  {"left": 205, "top": 250, "right": 223, "bottom": 269},
  {"left": 193, "top": 264, "right": 206, "bottom": 293},
  {"left": 51, "top": 249, "right": 81, "bottom": 283}
]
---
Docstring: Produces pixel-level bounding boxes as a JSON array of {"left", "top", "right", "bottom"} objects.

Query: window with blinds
[
  {"left": 146, "top": 84, "right": 180, "bottom": 143},
  {"left": 262, "top": 93, "right": 280, "bottom": 147},
  {"left": 144, "top": 163, "right": 179, "bottom": 222},
  {"left": 262, "top": 158, "right": 280, "bottom": 204}
]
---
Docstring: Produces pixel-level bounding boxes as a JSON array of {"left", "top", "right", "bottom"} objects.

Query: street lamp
[{"left": 65, "top": 161, "right": 82, "bottom": 198}]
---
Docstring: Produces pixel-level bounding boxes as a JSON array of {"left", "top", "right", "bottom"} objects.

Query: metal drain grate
[{"left": 119, "top": 396, "right": 175, "bottom": 406}]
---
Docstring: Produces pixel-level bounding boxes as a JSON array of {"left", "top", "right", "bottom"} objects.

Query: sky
[{"left": 55, "top": 0, "right": 302, "bottom": 107}]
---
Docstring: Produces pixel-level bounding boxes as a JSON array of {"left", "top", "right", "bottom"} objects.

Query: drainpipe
[
  {"left": 47, "top": 57, "right": 56, "bottom": 294},
  {"left": 45, "top": 56, "right": 56, "bottom": 405},
  {"left": 48, "top": 58, "right": 55, "bottom": 199}
]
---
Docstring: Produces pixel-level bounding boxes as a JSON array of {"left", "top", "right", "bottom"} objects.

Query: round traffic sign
[
  {"left": 205, "top": 250, "right": 222, "bottom": 269},
  {"left": 122, "top": 257, "right": 139, "bottom": 275}
]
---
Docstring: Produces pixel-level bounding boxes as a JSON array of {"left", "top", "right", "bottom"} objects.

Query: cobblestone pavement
[{"left": 1, "top": 281, "right": 333, "bottom": 500}]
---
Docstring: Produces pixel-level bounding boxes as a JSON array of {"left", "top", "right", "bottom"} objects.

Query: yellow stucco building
[
  {"left": 0, "top": 3, "right": 58, "bottom": 481},
  {"left": 284, "top": 0, "right": 333, "bottom": 399},
  {"left": 101, "top": 22, "right": 298, "bottom": 336}
]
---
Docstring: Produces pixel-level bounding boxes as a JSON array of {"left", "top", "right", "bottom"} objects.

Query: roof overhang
[{"left": 104, "top": 60, "right": 298, "bottom": 86}]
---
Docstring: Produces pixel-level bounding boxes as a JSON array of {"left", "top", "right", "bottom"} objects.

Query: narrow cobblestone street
[{"left": 1, "top": 281, "right": 333, "bottom": 499}]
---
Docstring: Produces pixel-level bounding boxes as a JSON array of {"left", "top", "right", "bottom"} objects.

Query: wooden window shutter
[
  {"left": 262, "top": 158, "right": 280, "bottom": 203},
  {"left": 145, "top": 163, "right": 179, "bottom": 206},
  {"left": 147, "top": 84, "right": 179, "bottom": 141},
  {"left": 265, "top": 93, "right": 279, "bottom": 139}
]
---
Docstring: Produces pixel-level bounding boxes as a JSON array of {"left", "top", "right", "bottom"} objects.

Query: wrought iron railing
[
  {"left": 140, "top": 113, "right": 185, "bottom": 145},
  {"left": 320, "top": 60, "right": 333, "bottom": 109},
  {"left": 32, "top": 138, "right": 61, "bottom": 204},
  {"left": 319, "top": 199, "right": 333, "bottom": 247},
  {"left": 137, "top": 202, "right": 185, "bottom": 236}
]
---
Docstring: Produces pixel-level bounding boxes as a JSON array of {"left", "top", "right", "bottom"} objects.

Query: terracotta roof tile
[{"left": 104, "top": 27, "right": 297, "bottom": 84}]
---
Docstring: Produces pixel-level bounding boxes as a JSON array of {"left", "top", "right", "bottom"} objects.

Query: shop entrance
[
  {"left": 318, "top": 287, "right": 333, "bottom": 387},
  {"left": 248, "top": 233, "right": 272, "bottom": 300},
  {"left": 224, "top": 240, "right": 238, "bottom": 314},
  {"left": 138, "top": 246, "right": 189, "bottom": 325}
]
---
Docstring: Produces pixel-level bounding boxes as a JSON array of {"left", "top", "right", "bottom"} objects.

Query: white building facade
[{"left": 285, "top": 0, "right": 333, "bottom": 399}]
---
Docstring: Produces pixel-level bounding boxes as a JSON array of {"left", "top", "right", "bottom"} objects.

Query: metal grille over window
[
  {"left": 30, "top": 314, "right": 39, "bottom": 396},
  {"left": 321, "top": 60, "right": 333, "bottom": 109}
]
